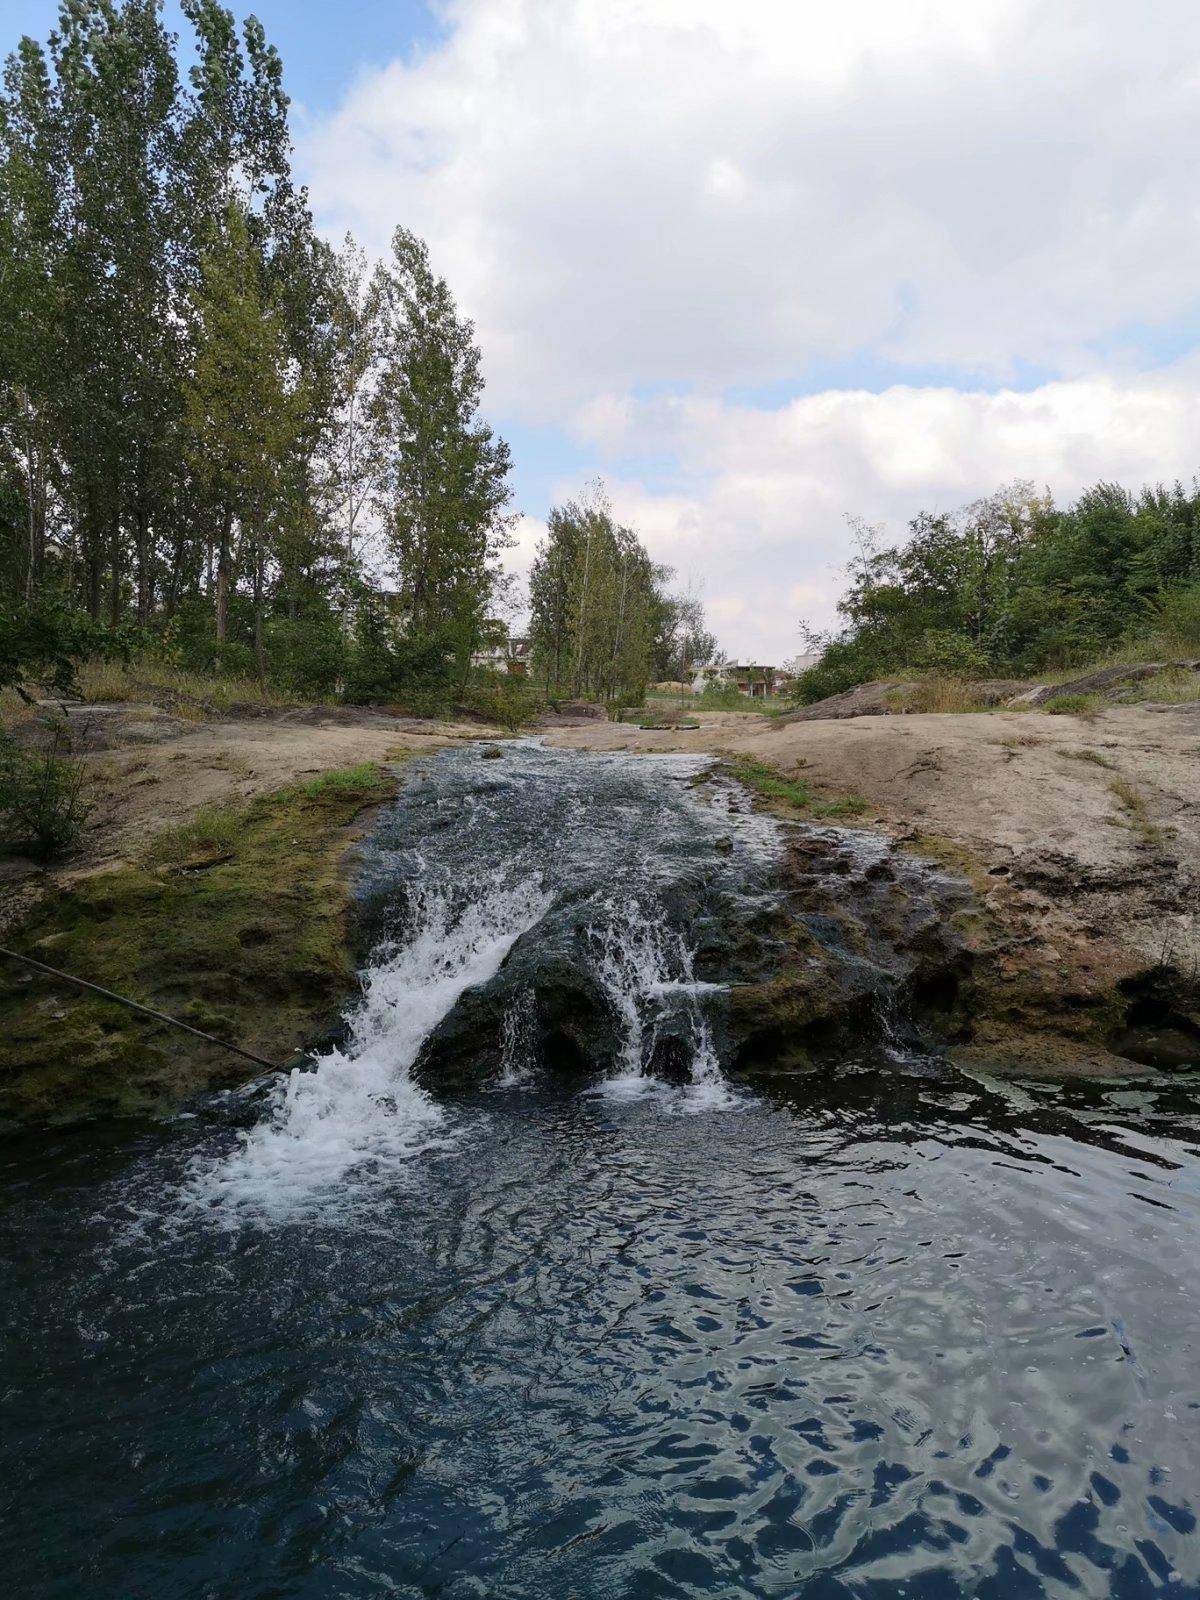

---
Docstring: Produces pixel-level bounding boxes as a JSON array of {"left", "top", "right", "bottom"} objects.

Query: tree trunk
[
  {"left": 108, "top": 504, "right": 122, "bottom": 628},
  {"left": 135, "top": 501, "right": 152, "bottom": 627},
  {"left": 215, "top": 505, "right": 232, "bottom": 643},
  {"left": 252, "top": 540, "right": 267, "bottom": 690},
  {"left": 85, "top": 497, "right": 103, "bottom": 621}
]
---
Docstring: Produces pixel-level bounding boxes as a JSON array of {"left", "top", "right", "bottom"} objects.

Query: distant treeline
[
  {"left": 0, "top": 2, "right": 716, "bottom": 710},
  {"left": 799, "top": 480, "right": 1200, "bottom": 702}
]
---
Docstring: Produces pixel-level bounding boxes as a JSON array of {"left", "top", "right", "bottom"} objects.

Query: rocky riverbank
[
  {"left": 1, "top": 691, "right": 1197, "bottom": 1123},
  {"left": 547, "top": 700, "right": 1200, "bottom": 1077}
]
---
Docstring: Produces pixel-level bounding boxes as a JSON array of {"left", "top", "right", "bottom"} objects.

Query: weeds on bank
[
  {"left": 1042, "top": 693, "right": 1102, "bottom": 718},
  {"left": 884, "top": 678, "right": 996, "bottom": 715},
  {"left": 301, "top": 762, "right": 382, "bottom": 799},
  {"left": 1058, "top": 747, "right": 1117, "bottom": 769},
  {"left": 148, "top": 764, "right": 390, "bottom": 868},
  {"left": 77, "top": 658, "right": 296, "bottom": 717},
  {"left": 728, "top": 757, "right": 868, "bottom": 819},
  {"left": 1108, "top": 777, "right": 1163, "bottom": 847},
  {"left": 0, "top": 717, "right": 92, "bottom": 859}
]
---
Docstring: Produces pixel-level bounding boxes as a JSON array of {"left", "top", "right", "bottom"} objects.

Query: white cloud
[
  {"left": 307, "top": 0, "right": 1200, "bottom": 410},
  {"left": 303, "top": 1, "right": 1200, "bottom": 661},
  {"left": 577, "top": 367, "right": 1200, "bottom": 659}
]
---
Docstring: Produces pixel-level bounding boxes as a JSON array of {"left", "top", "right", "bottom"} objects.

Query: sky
[{"left": 10, "top": 1, "right": 1200, "bottom": 662}]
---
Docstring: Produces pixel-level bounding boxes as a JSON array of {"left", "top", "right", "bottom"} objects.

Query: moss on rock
[{"left": 0, "top": 764, "right": 395, "bottom": 1124}]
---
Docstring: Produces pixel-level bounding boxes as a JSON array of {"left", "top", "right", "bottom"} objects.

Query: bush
[
  {"left": 1151, "top": 583, "right": 1200, "bottom": 655},
  {"left": 341, "top": 613, "right": 453, "bottom": 709},
  {"left": 264, "top": 616, "right": 346, "bottom": 698},
  {"left": 461, "top": 673, "right": 540, "bottom": 730},
  {"left": 906, "top": 629, "right": 991, "bottom": 677},
  {"left": 0, "top": 721, "right": 91, "bottom": 859},
  {"left": 0, "top": 602, "right": 141, "bottom": 701}
]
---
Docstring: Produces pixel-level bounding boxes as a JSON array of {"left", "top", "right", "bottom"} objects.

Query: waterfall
[
  {"left": 587, "top": 896, "right": 730, "bottom": 1103},
  {"left": 188, "top": 871, "right": 550, "bottom": 1218},
  {"left": 185, "top": 744, "right": 771, "bottom": 1216}
]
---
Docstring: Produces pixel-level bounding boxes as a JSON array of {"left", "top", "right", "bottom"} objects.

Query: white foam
[
  {"left": 586, "top": 897, "right": 735, "bottom": 1107},
  {"left": 188, "top": 872, "right": 550, "bottom": 1220}
]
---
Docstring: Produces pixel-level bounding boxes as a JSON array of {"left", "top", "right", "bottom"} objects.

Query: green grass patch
[
  {"left": 1043, "top": 693, "right": 1103, "bottom": 717},
  {"left": 0, "top": 761, "right": 394, "bottom": 1123},
  {"left": 727, "top": 757, "right": 868, "bottom": 819},
  {"left": 302, "top": 762, "right": 384, "bottom": 799},
  {"left": 1108, "top": 777, "right": 1162, "bottom": 847}
]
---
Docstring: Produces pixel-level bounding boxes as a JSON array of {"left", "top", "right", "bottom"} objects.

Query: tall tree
[
  {"left": 371, "top": 227, "right": 513, "bottom": 664},
  {"left": 183, "top": 201, "right": 307, "bottom": 677}
]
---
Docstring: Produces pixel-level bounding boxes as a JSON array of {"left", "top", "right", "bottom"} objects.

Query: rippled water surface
[{"left": 2, "top": 746, "right": 1199, "bottom": 1598}]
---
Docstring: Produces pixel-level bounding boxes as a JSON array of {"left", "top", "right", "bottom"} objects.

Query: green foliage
[
  {"left": 1151, "top": 582, "right": 1200, "bottom": 653},
  {"left": 0, "top": 602, "right": 140, "bottom": 701},
  {"left": 800, "top": 479, "right": 1200, "bottom": 700},
  {"left": 908, "top": 629, "right": 992, "bottom": 676},
  {"left": 528, "top": 485, "right": 677, "bottom": 702},
  {"left": 264, "top": 615, "right": 346, "bottom": 698},
  {"left": 460, "top": 673, "right": 540, "bottom": 730},
  {"left": 0, "top": 720, "right": 90, "bottom": 858},
  {"left": 301, "top": 762, "right": 384, "bottom": 800},
  {"left": 727, "top": 757, "right": 867, "bottom": 819},
  {"left": 340, "top": 607, "right": 452, "bottom": 708},
  {"left": 370, "top": 227, "right": 514, "bottom": 666},
  {"left": 0, "top": 8, "right": 519, "bottom": 701}
]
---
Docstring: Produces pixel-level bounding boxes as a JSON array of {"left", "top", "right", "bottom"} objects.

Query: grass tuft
[
  {"left": 1108, "top": 777, "right": 1162, "bottom": 846},
  {"left": 1058, "top": 747, "right": 1117, "bottom": 769},
  {"left": 728, "top": 757, "right": 867, "bottom": 819},
  {"left": 1042, "top": 693, "right": 1102, "bottom": 718}
]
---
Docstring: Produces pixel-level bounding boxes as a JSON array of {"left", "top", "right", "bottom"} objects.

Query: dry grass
[
  {"left": 885, "top": 677, "right": 994, "bottom": 715},
  {"left": 76, "top": 659, "right": 295, "bottom": 717}
]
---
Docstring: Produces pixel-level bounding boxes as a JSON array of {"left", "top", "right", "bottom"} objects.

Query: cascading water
[
  {"left": 8, "top": 741, "right": 1200, "bottom": 1599},
  {"left": 190, "top": 869, "right": 552, "bottom": 1217},
  {"left": 188, "top": 742, "right": 780, "bottom": 1217},
  {"left": 586, "top": 896, "right": 731, "bottom": 1103}
]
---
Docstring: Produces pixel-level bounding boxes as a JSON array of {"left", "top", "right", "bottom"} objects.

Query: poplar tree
[
  {"left": 183, "top": 202, "right": 306, "bottom": 678},
  {"left": 371, "top": 227, "right": 513, "bottom": 666}
]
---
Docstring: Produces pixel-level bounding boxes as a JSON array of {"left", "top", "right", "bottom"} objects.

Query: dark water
[{"left": 2, "top": 746, "right": 1199, "bottom": 1598}]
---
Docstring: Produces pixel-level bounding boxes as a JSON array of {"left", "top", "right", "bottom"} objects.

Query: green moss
[
  {"left": 0, "top": 763, "right": 395, "bottom": 1124},
  {"left": 725, "top": 757, "right": 867, "bottom": 819}
]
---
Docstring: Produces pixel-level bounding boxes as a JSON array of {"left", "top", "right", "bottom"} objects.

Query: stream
[{"left": 2, "top": 744, "right": 1199, "bottom": 1598}]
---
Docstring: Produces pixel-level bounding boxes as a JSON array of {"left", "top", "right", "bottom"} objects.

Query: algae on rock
[{"left": 0, "top": 765, "right": 395, "bottom": 1123}]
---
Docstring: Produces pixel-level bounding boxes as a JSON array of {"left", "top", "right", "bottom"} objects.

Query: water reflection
[{"left": 1, "top": 1065, "right": 1198, "bottom": 1598}]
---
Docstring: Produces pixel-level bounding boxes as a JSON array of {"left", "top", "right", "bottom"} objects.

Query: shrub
[
  {"left": 0, "top": 602, "right": 141, "bottom": 702},
  {"left": 461, "top": 674, "right": 540, "bottom": 730},
  {"left": 906, "top": 629, "right": 991, "bottom": 677},
  {"left": 342, "top": 612, "right": 453, "bottom": 709},
  {"left": 264, "top": 616, "right": 346, "bottom": 698},
  {"left": 1152, "top": 583, "right": 1200, "bottom": 654},
  {"left": 0, "top": 720, "right": 91, "bottom": 859}
]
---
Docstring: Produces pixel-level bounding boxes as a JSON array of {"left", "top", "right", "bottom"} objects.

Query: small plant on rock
[{"left": 0, "top": 718, "right": 91, "bottom": 860}]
